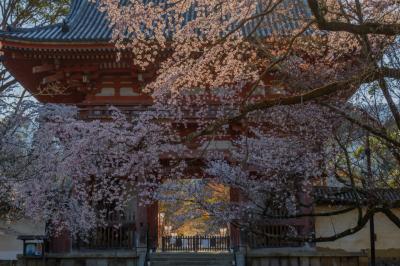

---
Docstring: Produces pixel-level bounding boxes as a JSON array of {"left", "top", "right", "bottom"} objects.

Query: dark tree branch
[
  {"left": 382, "top": 208, "right": 400, "bottom": 229},
  {"left": 307, "top": 0, "right": 400, "bottom": 36},
  {"left": 323, "top": 104, "right": 400, "bottom": 148}
]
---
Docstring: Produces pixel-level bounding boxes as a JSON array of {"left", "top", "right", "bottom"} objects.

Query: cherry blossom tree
[
  {"left": 3, "top": 0, "right": 400, "bottom": 244},
  {"left": 97, "top": 0, "right": 400, "bottom": 243},
  {"left": 6, "top": 104, "right": 174, "bottom": 236}
]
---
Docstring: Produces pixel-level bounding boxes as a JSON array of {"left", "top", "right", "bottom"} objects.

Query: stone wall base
[
  {"left": 16, "top": 252, "right": 139, "bottom": 266},
  {"left": 0, "top": 261, "right": 17, "bottom": 266},
  {"left": 246, "top": 249, "right": 368, "bottom": 266}
]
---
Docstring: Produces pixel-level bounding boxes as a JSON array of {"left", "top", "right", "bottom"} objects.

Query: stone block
[
  {"left": 332, "top": 257, "right": 341, "bottom": 266},
  {"left": 26, "top": 259, "right": 45, "bottom": 266},
  {"left": 270, "top": 258, "right": 280, "bottom": 266},
  {"left": 60, "top": 259, "right": 74, "bottom": 266},
  {"left": 320, "top": 257, "right": 334, "bottom": 266},
  {"left": 45, "top": 259, "right": 57, "bottom": 266},
  {"left": 16, "top": 259, "right": 25, "bottom": 266},
  {"left": 86, "top": 259, "right": 108, "bottom": 266},
  {"left": 0, "top": 261, "right": 16, "bottom": 266},
  {"left": 260, "top": 258, "right": 269, "bottom": 266},
  {"left": 109, "top": 259, "right": 126, "bottom": 266},
  {"left": 289, "top": 258, "right": 299, "bottom": 266},
  {"left": 234, "top": 252, "right": 245, "bottom": 266},
  {"left": 310, "top": 258, "right": 321, "bottom": 266},
  {"left": 358, "top": 257, "right": 368, "bottom": 266},
  {"left": 300, "top": 257, "right": 310, "bottom": 266},
  {"left": 126, "top": 259, "right": 137, "bottom": 266},
  {"left": 280, "top": 258, "right": 289, "bottom": 266}
]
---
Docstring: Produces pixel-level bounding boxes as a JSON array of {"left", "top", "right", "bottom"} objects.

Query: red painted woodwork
[
  {"left": 135, "top": 203, "right": 148, "bottom": 248},
  {"left": 49, "top": 230, "right": 72, "bottom": 253},
  {"left": 32, "top": 63, "right": 55, "bottom": 74},
  {"left": 230, "top": 187, "right": 241, "bottom": 249},
  {"left": 298, "top": 183, "right": 315, "bottom": 246},
  {"left": 1, "top": 40, "right": 114, "bottom": 50},
  {"left": 147, "top": 202, "right": 159, "bottom": 250}
]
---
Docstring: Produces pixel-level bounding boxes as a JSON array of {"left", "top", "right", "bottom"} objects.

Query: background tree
[{"left": 0, "top": 0, "right": 70, "bottom": 220}]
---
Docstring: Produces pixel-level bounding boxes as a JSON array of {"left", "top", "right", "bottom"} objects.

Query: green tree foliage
[{"left": 1, "top": 0, "right": 70, "bottom": 29}]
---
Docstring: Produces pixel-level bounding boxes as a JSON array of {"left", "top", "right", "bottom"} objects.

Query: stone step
[
  {"left": 149, "top": 252, "right": 234, "bottom": 266},
  {"left": 151, "top": 256, "right": 232, "bottom": 261},
  {"left": 150, "top": 263, "right": 231, "bottom": 266},
  {"left": 150, "top": 262, "right": 232, "bottom": 266}
]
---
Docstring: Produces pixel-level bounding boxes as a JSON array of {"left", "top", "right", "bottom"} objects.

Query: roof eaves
[{"left": 0, "top": 39, "right": 114, "bottom": 51}]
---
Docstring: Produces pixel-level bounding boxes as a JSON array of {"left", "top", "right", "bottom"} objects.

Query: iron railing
[{"left": 161, "top": 235, "right": 230, "bottom": 252}]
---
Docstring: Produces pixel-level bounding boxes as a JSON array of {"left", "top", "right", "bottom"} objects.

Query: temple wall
[
  {"left": 0, "top": 219, "right": 44, "bottom": 260},
  {"left": 0, "top": 196, "right": 138, "bottom": 257},
  {"left": 315, "top": 206, "right": 400, "bottom": 263},
  {"left": 16, "top": 252, "right": 139, "bottom": 266},
  {"left": 246, "top": 249, "right": 367, "bottom": 266}
]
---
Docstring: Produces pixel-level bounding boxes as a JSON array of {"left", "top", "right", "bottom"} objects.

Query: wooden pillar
[
  {"left": 135, "top": 202, "right": 148, "bottom": 249},
  {"left": 49, "top": 230, "right": 71, "bottom": 253},
  {"left": 298, "top": 182, "right": 314, "bottom": 244},
  {"left": 230, "top": 187, "right": 241, "bottom": 250},
  {"left": 147, "top": 201, "right": 159, "bottom": 251}
]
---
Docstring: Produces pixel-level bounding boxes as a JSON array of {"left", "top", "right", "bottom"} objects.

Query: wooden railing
[
  {"left": 73, "top": 212, "right": 135, "bottom": 250},
  {"left": 248, "top": 225, "right": 303, "bottom": 248},
  {"left": 161, "top": 235, "right": 230, "bottom": 252}
]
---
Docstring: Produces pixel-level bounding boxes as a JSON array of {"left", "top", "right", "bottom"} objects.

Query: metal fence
[{"left": 161, "top": 235, "right": 230, "bottom": 252}]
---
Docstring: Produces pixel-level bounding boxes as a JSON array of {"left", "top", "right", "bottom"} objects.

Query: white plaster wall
[
  {"left": 0, "top": 219, "right": 44, "bottom": 260},
  {"left": 315, "top": 207, "right": 400, "bottom": 252}
]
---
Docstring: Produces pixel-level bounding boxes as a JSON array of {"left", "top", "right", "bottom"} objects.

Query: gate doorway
[{"left": 156, "top": 179, "right": 231, "bottom": 252}]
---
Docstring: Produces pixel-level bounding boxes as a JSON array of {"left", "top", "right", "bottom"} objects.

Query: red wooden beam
[
  {"left": 32, "top": 63, "right": 55, "bottom": 74},
  {"left": 42, "top": 72, "right": 64, "bottom": 84}
]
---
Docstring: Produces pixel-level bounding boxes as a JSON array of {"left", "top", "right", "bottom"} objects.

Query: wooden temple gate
[{"left": 0, "top": 0, "right": 312, "bottom": 255}]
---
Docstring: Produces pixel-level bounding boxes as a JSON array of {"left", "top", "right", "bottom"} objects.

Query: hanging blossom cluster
[
  {"left": 97, "top": 0, "right": 314, "bottom": 121},
  {"left": 97, "top": 0, "right": 398, "bottom": 118},
  {"left": 11, "top": 105, "right": 173, "bottom": 236},
  {"left": 153, "top": 104, "right": 341, "bottom": 231},
  {"left": 210, "top": 104, "right": 337, "bottom": 215}
]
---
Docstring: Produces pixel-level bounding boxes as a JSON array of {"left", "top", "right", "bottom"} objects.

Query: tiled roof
[
  {"left": 314, "top": 186, "right": 400, "bottom": 205},
  {"left": 0, "top": 0, "right": 310, "bottom": 43}
]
